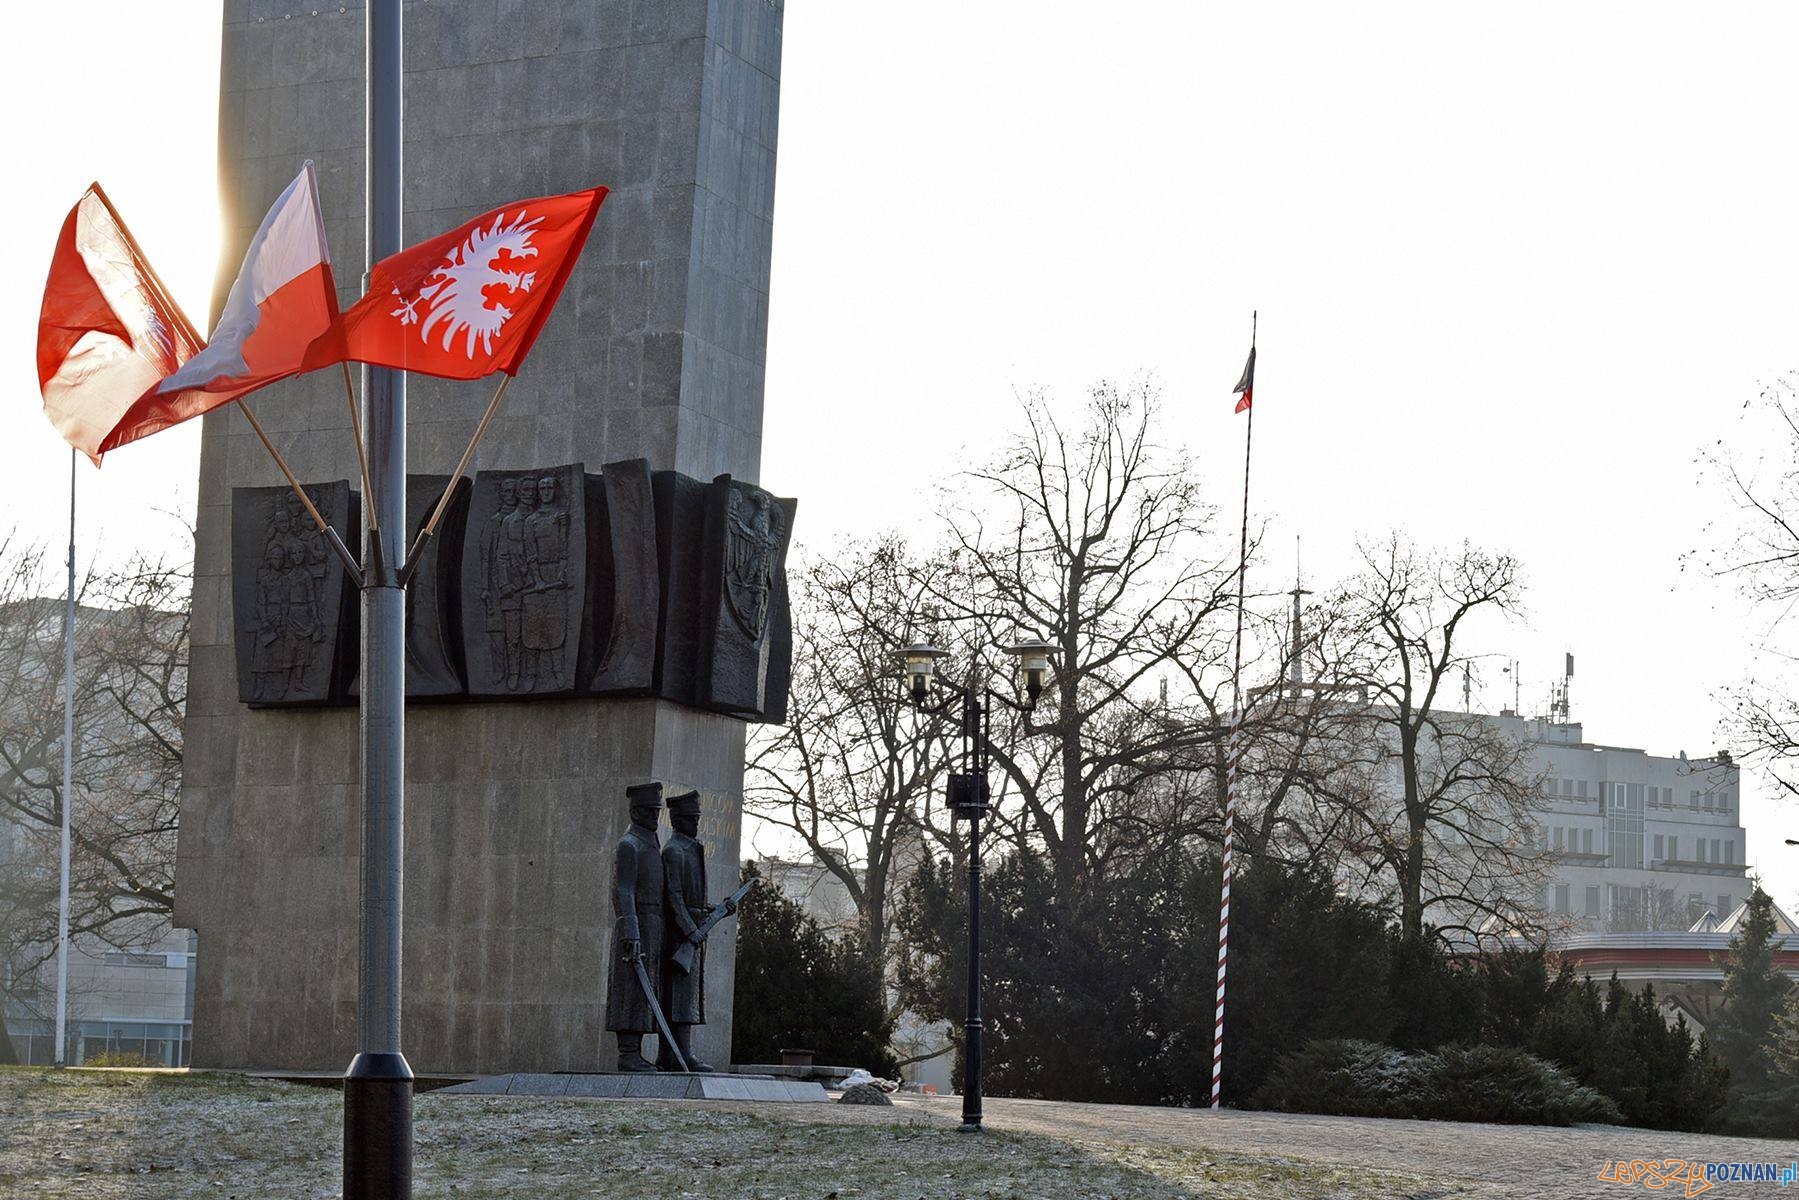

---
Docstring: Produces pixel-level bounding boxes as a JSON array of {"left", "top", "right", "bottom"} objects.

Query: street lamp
[{"left": 893, "top": 637, "right": 1056, "bottom": 1132}]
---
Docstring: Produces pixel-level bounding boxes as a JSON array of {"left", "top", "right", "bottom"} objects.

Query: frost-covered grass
[{"left": 0, "top": 1065, "right": 1439, "bottom": 1199}]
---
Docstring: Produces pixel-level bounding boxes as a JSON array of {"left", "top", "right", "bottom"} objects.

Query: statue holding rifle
[{"left": 658, "top": 789, "right": 752, "bottom": 1072}]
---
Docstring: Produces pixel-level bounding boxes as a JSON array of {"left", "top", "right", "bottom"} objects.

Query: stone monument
[{"left": 176, "top": 0, "right": 784, "bottom": 1074}]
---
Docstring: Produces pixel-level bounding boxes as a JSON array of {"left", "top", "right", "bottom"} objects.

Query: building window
[
  {"left": 1654, "top": 834, "right": 1665, "bottom": 861},
  {"left": 1667, "top": 836, "right": 1677, "bottom": 861},
  {"left": 1582, "top": 828, "right": 1594, "bottom": 854},
  {"left": 1553, "top": 827, "right": 1565, "bottom": 851},
  {"left": 1725, "top": 840, "right": 1734, "bottom": 865},
  {"left": 1690, "top": 790, "right": 1700, "bottom": 811},
  {"left": 1719, "top": 894, "right": 1733, "bottom": 915},
  {"left": 1585, "top": 886, "right": 1600, "bottom": 918},
  {"left": 101, "top": 952, "right": 179, "bottom": 970},
  {"left": 1712, "top": 838, "right": 1722, "bottom": 864},
  {"left": 1555, "top": 884, "right": 1571, "bottom": 915},
  {"left": 1699, "top": 841, "right": 1709, "bottom": 863},
  {"left": 1606, "top": 791, "right": 1644, "bottom": 870},
  {"left": 1577, "top": 780, "right": 1589, "bottom": 798}
]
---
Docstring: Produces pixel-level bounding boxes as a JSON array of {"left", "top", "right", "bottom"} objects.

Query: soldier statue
[
  {"left": 659, "top": 788, "right": 731, "bottom": 1072},
  {"left": 607, "top": 781, "right": 666, "bottom": 1072}
]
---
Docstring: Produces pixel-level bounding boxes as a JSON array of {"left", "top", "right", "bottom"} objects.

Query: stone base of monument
[{"left": 439, "top": 1072, "right": 829, "bottom": 1102}]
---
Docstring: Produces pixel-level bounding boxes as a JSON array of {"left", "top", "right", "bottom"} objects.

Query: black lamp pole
[
  {"left": 898, "top": 641, "right": 1052, "bottom": 1135},
  {"left": 958, "top": 684, "right": 989, "bottom": 1132}
]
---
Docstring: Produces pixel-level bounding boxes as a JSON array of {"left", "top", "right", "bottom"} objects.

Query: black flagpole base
[{"left": 344, "top": 1051, "right": 414, "bottom": 1199}]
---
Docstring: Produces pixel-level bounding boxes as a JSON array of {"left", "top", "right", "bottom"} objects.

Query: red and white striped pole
[
  {"left": 1212, "top": 311, "right": 1256, "bottom": 1111},
  {"left": 1212, "top": 718, "right": 1240, "bottom": 1107}
]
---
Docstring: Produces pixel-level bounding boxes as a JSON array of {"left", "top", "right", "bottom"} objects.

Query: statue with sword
[{"left": 607, "top": 781, "right": 752, "bottom": 1073}]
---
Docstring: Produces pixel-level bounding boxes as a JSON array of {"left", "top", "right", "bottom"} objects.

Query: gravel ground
[
  {"left": 1, "top": 1067, "right": 1792, "bottom": 1199},
  {"left": 954, "top": 1096, "right": 1799, "bottom": 1199}
]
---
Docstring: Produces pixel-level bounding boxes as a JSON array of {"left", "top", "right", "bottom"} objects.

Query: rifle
[{"left": 670, "top": 878, "right": 756, "bottom": 974}]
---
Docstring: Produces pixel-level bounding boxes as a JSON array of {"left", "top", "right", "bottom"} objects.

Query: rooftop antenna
[
  {"left": 1501, "top": 659, "right": 1520, "bottom": 716},
  {"left": 1559, "top": 652, "right": 1574, "bottom": 721},
  {"left": 1462, "top": 663, "right": 1472, "bottom": 712},
  {"left": 1288, "top": 536, "right": 1310, "bottom": 693}
]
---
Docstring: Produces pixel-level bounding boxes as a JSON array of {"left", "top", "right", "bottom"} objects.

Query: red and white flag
[
  {"left": 37, "top": 185, "right": 204, "bottom": 464},
  {"left": 1232, "top": 345, "right": 1255, "bottom": 414},
  {"left": 100, "top": 162, "right": 340, "bottom": 455},
  {"left": 334, "top": 186, "right": 607, "bottom": 380}
]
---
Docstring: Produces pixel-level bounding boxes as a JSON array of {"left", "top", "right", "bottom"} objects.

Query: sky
[{"left": 4, "top": 3, "right": 1796, "bottom": 908}]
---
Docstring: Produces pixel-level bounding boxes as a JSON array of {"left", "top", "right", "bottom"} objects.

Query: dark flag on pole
[{"left": 1233, "top": 345, "right": 1256, "bottom": 414}]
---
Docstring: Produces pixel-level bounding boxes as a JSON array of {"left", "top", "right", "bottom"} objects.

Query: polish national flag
[
  {"left": 36, "top": 185, "right": 205, "bottom": 464},
  {"left": 99, "top": 162, "right": 340, "bottom": 454}
]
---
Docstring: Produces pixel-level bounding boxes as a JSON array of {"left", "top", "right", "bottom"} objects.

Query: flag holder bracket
[
  {"left": 395, "top": 372, "right": 514, "bottom": 590},
  {"left": 237, "top": 398, "right": 366, "bottom": 589}
]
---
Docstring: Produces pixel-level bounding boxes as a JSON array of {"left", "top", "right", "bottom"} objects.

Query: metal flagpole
[
  {"left": 343, "top": 0, "right": 412, "bottom": 1195},
  {"left": 1212, "top": 311, "right": 1256, "bottom": 1110},
  {"left": 53, "top": 447, "right": 76, "bottom": 1067}
]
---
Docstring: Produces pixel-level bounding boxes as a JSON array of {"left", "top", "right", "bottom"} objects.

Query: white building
[
  {"left": 4, "top": 927, "right": 196, "bottom": 1067},
  {"left": 1505, "top": 716, "right": 1745, "bottom": 932}
]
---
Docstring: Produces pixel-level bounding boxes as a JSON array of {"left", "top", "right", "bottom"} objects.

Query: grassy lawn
[{"left": 0, "top": 1066, "right": 1452, "bottom": 1199}]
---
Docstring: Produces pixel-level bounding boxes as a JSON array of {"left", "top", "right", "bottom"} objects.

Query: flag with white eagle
[{"left": 334, "top": 185, "right": 608, "bottom": 380}]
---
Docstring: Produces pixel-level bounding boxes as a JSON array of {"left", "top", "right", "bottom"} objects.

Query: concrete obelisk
[{"left": 176, "top": 0, "right": 783, "bottom": 1074}]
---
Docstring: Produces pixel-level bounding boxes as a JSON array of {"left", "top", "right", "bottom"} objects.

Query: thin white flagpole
[
  {"left": 1212, "top": 311, "right": 1256, "bottom": 1110},
  {"left": 53, "top": 446, "right": 76, "bottom": 1066}
]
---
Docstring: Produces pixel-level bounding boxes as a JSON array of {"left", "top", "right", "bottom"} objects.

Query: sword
[
  {"left": 629, "top": 948, "right": 689, "bottom": 1073},
  {"left": 670, "top": 878, "right": 756, "bottom": 975}
]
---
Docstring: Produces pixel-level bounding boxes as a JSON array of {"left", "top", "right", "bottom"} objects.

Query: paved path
[{"left": 873, "top": 1095, "right": 1799, "bottom": 1198}]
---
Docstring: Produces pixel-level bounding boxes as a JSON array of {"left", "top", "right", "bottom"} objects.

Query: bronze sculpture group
[
  {"left": 477, "top": 473, "right": 572, "bottom": 692},
  {"left": 249, "top": 491, "right": 330, "bottom": 700},
  {"left": 607, "top": 781, "right": 749, "bottom": 1073}
]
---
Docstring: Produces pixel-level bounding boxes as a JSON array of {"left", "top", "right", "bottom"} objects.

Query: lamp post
[{"left": 895, "top": 637, "right": 1056, "bottom": 1133}]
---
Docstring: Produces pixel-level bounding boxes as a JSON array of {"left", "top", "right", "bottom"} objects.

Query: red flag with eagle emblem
[{"left": 331, "top": 186, "right": 607, "bottom": 380}]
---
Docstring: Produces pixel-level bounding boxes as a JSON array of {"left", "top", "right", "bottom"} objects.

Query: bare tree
[
  {"left": 923, "top": 380, "right": 1241, "bottom": 897},
  {"left": 744, "top": 535, "right": 958, "bottom": 956},
  {"left": 0, "top": 533, "right": 188, "bottom": 1057},
  {"left": 1697, "top": 378, "right": 1799, "bottom": 807},
  {"left": 1304, "top": 536, "right": 1552, "bottom": 947}
]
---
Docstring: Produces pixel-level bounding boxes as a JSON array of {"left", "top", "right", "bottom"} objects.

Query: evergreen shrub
[{"left": 1254, "top": 1038, "right": 1622, "bottom": 1127}]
